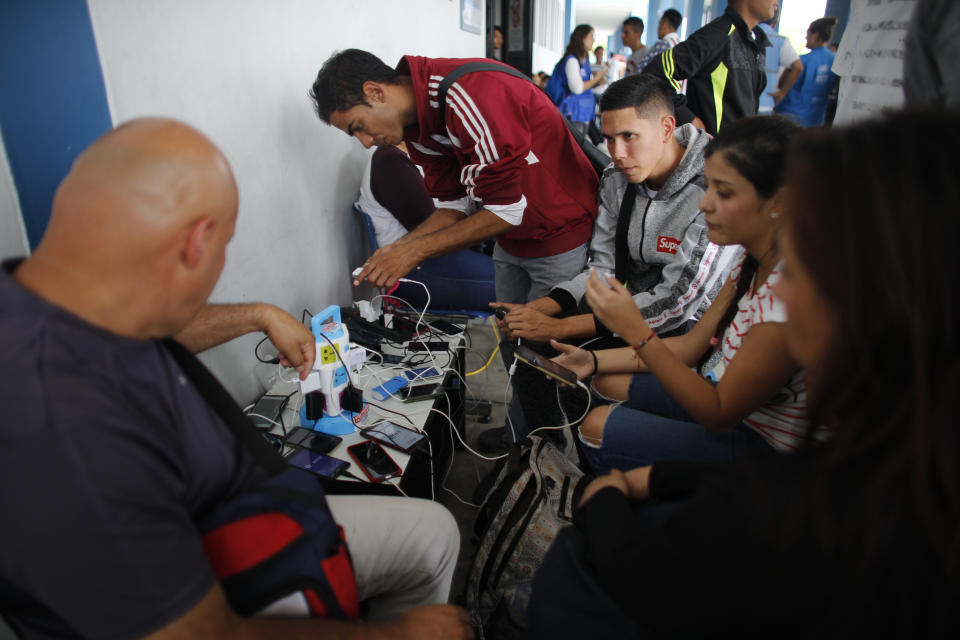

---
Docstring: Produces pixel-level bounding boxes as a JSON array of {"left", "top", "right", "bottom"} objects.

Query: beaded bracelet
[{"left": 633, "top": 329, "right": 657, "bottom": 365}]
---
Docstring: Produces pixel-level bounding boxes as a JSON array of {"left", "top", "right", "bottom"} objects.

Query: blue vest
[
  {"left": 556, "top": 55, "right": 596, "bottom": 123},
  {"left": 774, "top": 46, "right": 837, "bottom": 127}
]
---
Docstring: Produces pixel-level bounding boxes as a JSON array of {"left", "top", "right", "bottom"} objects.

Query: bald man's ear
[{"left": 182, "top": 217, "right": 216, "bottom": 269}]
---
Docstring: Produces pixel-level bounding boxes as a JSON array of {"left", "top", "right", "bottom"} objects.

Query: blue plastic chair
[{"left": 354, "top": 204, "right": 496, "bottom": 315}]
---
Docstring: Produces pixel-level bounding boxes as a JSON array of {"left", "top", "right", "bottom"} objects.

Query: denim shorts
[{"left": 580, "top": 372, "right": 772, "bottom": 474}]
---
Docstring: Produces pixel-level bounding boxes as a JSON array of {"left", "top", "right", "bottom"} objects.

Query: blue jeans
[
  {"left": 493, "top": 242, "right": 588, "bottom": 440},
  {"left": 580, "top": 372, "right": 771, "bottom": 474}
]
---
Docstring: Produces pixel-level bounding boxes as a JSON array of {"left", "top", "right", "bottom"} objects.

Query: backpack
[
  {"left": 163, "top": 339, "right": 359, "bottom": 619},
  {"left": 543, "top": 58, "right": 569, "bottom": 105},
  {"left": 436, "top": 61, "right": 610, "bottom": 178},
  {"left": 465, "top": 436, "right": 590, "bottom": 638}
]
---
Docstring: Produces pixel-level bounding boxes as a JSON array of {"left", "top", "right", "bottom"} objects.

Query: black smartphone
[
  {"left": 428, "top": 319, "right": 464, "bottom": 335},
  {"left": 406, "top": 341, "right": 449, "bottom": 352},
  {"left": 400, "top": 382, "right": 442, "bottom": 402},
  {"left": 494, "top": 306, "right": 509, "bottom": 320},
  {"left": 285, "top": 426, "right": 342, "bottom": 454},
  {"left": 247, "top": 394, "right": 288, "bottom": 429},
  {"left": 360, "top": 422, "right": 428, "bottom": 454},
  {"left": 285, "top": 448, "right": 349, "bottom": 479},
  {"left": 347, "top": 440, "right": 402, "bottom": 483},
  {"left": 381, "top": 353, "right": 407, "bottom": 364},
  {"left": 514, "top": 344, "right": 579, "bottom": 388}
]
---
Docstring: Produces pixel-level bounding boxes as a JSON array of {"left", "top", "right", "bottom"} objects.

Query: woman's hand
[
  {"left": 550, "top": 339, "right": 595, "bottom": 380},
  {"left": 579, "top": 469, "right": 629, "bottom": 507},
  {"left": 584, "top": 270, "right": 651, "bottom": 342}
]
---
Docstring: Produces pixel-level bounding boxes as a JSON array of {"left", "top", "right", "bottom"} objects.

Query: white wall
[
  {"left": 87, "top": 0, "right": 484, "bottom": 403},
  {"left": 0, "top": 129, "right": 28, "bottom": 260}
]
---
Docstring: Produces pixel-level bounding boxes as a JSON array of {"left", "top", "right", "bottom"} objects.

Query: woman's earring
[{"left": 770, "top": 211, "right": 779, "bottom": 220}]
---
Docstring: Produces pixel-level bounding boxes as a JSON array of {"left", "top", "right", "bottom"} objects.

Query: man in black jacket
[{"left": 643, "top": 0, "right": 777, "bottom": 135}]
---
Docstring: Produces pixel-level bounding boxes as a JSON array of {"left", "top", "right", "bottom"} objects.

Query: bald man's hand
[
  {"left": 174, "top": 304, "right": 315, "bottom": 378},
  {"left": 260, "top": 305, "right": 316, "bottom": 380}
]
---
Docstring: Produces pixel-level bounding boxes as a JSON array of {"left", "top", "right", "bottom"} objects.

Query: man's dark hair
[
  {"left": 600, "top": 73, "right": 675, "bottom": 119},
  {"left": 493, "top": 25, "right": 503, "bottom": 35},
  {"left": 622, "top": 16, "right": 644, "bottom": 33},
  {"left": 662, "top": 9, "right": 683, "bottom": 31},
  {"left": 310, "top": 49, "right": 399, "bottom": 123}
]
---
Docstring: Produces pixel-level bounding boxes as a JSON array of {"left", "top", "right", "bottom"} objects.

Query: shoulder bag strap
[
  {"left": 613, "top": 183, "right": 638, "bottom": 283},
  {"left": 162, "top": 339, "right": 287, "bottom": 475}
]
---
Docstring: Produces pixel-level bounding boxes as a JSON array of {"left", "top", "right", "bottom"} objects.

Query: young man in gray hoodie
[
  {"left": 496, "top": 74, "right": 734, "bottom": 344},
  {"left": 480, "top": 74, "right": 734, "bottom": 452}
]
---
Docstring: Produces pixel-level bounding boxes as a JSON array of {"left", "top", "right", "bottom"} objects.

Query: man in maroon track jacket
[{"left": 311, "top": 50, "right": 599, "bottom": 306}]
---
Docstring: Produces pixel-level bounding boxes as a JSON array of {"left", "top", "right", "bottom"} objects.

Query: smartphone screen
[
  {"left": 286, "top": 426, "right": 341, "bottom": 454},
  {"left": 285, "top": 448, "right": 348, "bottom": 479},
  {"left": 514, "top": 344, "right": 579, "bottom": 387},
  {"left": 347, "top": 440, "right": 402, "bottom": 482},
  {"left": 404, "top": 366, "right": 441, "bottom": 381},
  {"left": 400, "top": 383, "right": 440, "bottom": 401},
  {"left": 406, "top": 341, "right": 449, "bottom": 352},
  {"left": 428, "top": 320, "right": 463, "bottom": 335},
  {"left": 248, "top": 394, "right": 287, "bottom": 429},
  {"left": 361, "top": 422, "right": 427, "bottom": 453}
]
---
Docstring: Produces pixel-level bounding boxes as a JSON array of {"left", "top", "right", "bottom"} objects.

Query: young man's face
[
  {"left": 601, "top": 106, "right": 671, "bottom": 184},
  {"left": 739, "top": 0, "right": 779, "bottom": 23},
  {"left": 621, "top": 25, "right": 643, "bottom": 51},
  {"left": 657, "top": 17, "right": 671, "bottom": 39},
  {"left": 329, "top": 83, "right": 406, "bottom": 149}
]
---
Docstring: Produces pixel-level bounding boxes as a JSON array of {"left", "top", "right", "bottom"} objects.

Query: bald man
[{"left": 0, "top": 119, "right": 469, "bottom": 639}]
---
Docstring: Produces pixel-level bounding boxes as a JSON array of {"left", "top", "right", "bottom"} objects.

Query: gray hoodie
[{"left": 548, "top": 124, "right": 734, "bottom": 335}]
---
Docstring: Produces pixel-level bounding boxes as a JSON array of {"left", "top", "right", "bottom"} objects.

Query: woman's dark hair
[
  {"left": 564, "top": 24, "right": 594, "bottom": 60},
  {"left": 696, "top": 116, "right": 801, "bottom": 371},
  {"left": 785, "top": 110, "right": 960, "bottom": 577},
  {"left": 809, "top": 16, "right": 838, "bottom": 43},
  {"left": 310, "top": 49, "right": 399, "bottom": 123}
]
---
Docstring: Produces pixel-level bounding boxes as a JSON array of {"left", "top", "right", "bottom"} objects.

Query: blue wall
[{"left": 0, "top": 1, "right": 112, "bottom": 249}]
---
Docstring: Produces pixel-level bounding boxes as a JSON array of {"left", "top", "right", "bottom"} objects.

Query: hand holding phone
[{"left": 514, "top": 344, "right": 579, "bottom": 387}]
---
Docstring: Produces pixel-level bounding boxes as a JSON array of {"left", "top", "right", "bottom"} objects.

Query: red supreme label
[{"left": 657, "top": 236, "right": 680, "bottom": 254}]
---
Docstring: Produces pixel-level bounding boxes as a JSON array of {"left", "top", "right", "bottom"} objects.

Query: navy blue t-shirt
[{"left": 0, "top": 262, "right": 265, "bottom": 639}]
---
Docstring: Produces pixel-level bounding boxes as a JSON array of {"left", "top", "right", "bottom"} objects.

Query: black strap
[
  {"left": 613, "top": 183, "right": 638, "bottom": 283},
  {"left": 436, "top": 61, "right": 612, "bottom": 173},
  {"left": 436, "top": 61, "right": 534, "bottom": 124},
  {"left": 163, "top": 339, "right": 287, "bottom": 475}
]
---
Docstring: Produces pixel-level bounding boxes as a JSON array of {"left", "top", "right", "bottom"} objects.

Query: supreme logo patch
[{"left": 657, "top": 236, "right": 680, "bottom": 254}]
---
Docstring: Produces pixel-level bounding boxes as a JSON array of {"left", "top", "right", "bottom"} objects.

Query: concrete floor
[{"left": 435, "top": 316, "right": 510, "bottom": 604}]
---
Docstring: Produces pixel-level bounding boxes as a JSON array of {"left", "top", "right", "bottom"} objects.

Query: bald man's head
[
  {"left": 51, "top": 118, "right": 237, "bottom": 241},
  {"left": 18, "top": 118, "right": 239, "bottom": 339}
]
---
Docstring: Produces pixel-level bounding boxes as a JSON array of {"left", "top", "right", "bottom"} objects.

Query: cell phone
[
  {"left": 286, "top": 426, "right": 342, "bottom": 454},
  {"left": 360, "top": 421, "right": 428, "bottom": 454},
  {"left": 248, "top": 394, "right": 288, "bottom": 430},
  {"left": 400, "top": 382, "right": 442, "bottom": 402},
  {"left": 514, "top": 344, "right": 579, "bottom": 388},
  {"left": 494, "top": 306, "right": 509, "bottom": 320},
  {"left": 381, "top": 353, "right": 407, "bottom": 364},
  {"left": 428, "top": 319, "right": 464, "bottom": 335},
  {"left": 285, "top": 448, "right": 349, "bottom": 479},
  {"left": 347, "top": 440, "right": 402, "bottom": 483},
  {"left": 404, "top": 366, "right": 442, "bottom": 381},
  {"left": 406, "top": 341, "right": 449, "bottom": 352}
]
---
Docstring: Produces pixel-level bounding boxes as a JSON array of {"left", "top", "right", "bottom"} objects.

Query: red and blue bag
[{"left": 164, "top": 339, "right": 358, "bottom": 619}]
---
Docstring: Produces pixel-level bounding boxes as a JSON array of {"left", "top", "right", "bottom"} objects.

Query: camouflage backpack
[{"left": 466, "top": 436, "right": 590, "bottom": 638}]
